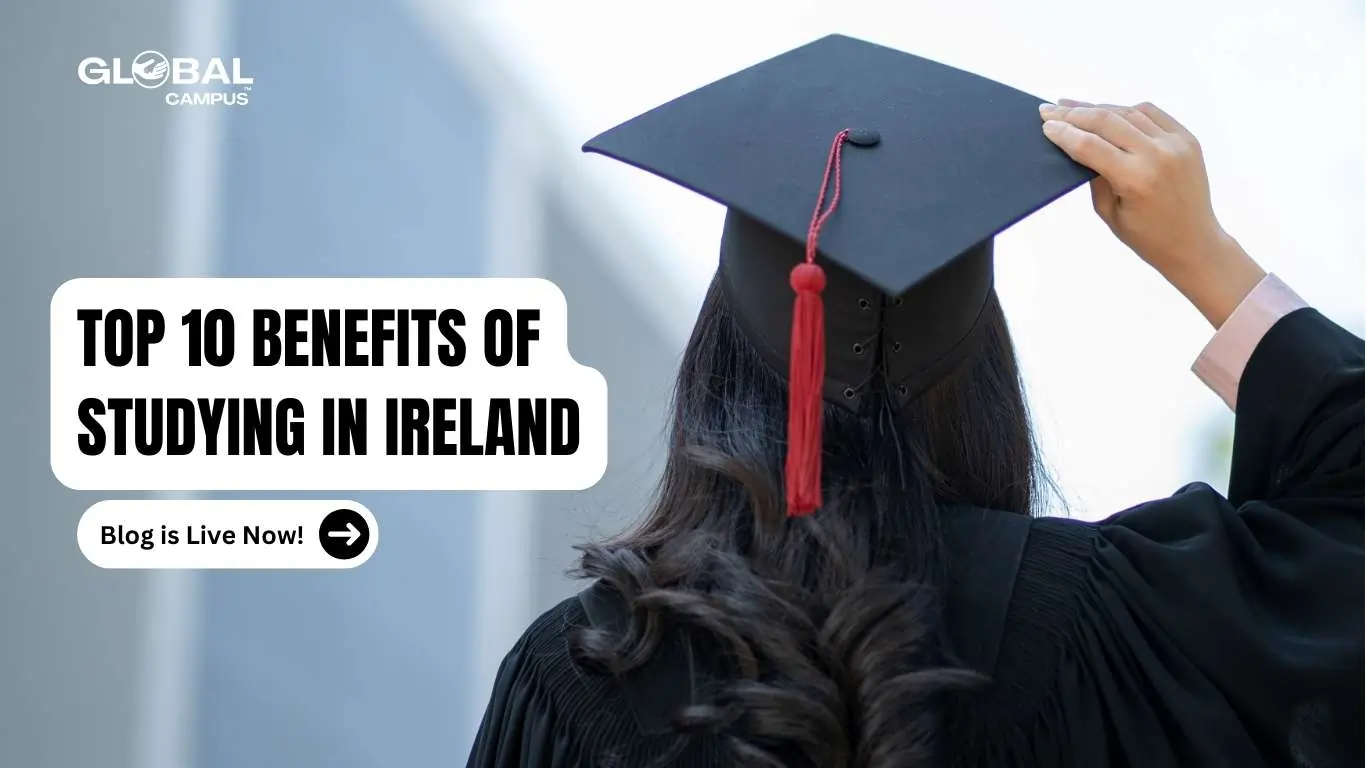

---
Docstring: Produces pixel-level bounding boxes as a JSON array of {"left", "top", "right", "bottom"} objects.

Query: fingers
[
  {"left": 1053, "top": 100, "right": 1168, "bottom": 138},
  {"left": 1133, "top": 102, "right": 1188, "bottom": 135},
  {"left": 1041, "top": 119, "right": 1132, "bottom": 179},
  {"left": 1042, "top": 99, "right": 1205, "bottom": 206},
  {"left": 1097, "top": 104, "right": 1164, "bottom": 138},
  {"left": 1039, "top": 103, "right": 1149, "bottom": 153}
]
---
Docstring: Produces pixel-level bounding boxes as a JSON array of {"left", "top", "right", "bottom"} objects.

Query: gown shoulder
[
  {"left": 465, "top": 591, "right": 720, "bottom": 767},
  {"left": 961, "top": 308, "right": 1364, "bottom": 767}
]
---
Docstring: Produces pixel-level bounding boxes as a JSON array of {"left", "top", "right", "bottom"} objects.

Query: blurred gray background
[{"left": 3, "top": 1, "right": 687, "bottom": 766}]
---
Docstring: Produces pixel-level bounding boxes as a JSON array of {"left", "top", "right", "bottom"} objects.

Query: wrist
[{"left": 1165, "top": 231, "right": 1266, "bottom": 329}]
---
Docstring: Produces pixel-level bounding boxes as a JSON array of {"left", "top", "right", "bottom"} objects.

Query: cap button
[{"left": 846, "top": 129, "right": 881, "bottom": 147}]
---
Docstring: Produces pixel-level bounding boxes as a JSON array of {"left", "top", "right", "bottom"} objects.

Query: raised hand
[{"left": 1040, "top": 100, "right": 1265, "bottom": 327}]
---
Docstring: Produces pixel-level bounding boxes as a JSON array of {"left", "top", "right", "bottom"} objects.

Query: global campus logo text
[{"left": 78, "top": 51, "right": 252, "bottom": 106}]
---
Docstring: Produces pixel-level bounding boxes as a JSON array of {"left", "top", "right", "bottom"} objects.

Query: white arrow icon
[{"left": 326, "top": 522, "right": 361, "bottom": 547}]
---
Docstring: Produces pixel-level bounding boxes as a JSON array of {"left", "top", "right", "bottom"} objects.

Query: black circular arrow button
[{"left": 319, "top": 508, "right": 370, "bottom": 560}]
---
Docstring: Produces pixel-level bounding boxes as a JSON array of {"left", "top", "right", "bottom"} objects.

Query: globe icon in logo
[{"left": 131, "top": 50, "right": 170, "bottom": 89}]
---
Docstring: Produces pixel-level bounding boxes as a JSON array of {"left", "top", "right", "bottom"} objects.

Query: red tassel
[
  {"left": 785, "top": 129, "right": 850, "bottom": 517},
  {"left": 786, "top": 262, "right": 826, "bottom": 516}
]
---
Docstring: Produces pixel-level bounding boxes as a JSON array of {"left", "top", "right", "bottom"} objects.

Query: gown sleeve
[
  {"left": 465, "top": 601, "right": 582, "bottom": 768},
  {"left": 1073, "top": 307, "right": 1363, "bottom": 766}
]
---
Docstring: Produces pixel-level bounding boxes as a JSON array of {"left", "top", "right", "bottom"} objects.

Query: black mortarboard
[{"left": 583, "top": 34, "right": 1095, "bottom": 515}]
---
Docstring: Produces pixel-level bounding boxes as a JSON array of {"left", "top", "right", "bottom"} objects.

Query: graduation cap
[{"left": 584, "top": 34, "right": 1095, "bottom": 517}]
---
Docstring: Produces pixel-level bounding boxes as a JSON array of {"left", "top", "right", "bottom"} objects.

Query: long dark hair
[{"left": 569, "top": 275, "right": 1044, "bottom": 766}]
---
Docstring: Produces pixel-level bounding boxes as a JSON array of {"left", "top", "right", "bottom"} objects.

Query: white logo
[
  {"left": 78, "top": 52, "right": 252, "bottom": 107},
  {"left": 130, "top": 50, "right": 170, "bottom": 88}
]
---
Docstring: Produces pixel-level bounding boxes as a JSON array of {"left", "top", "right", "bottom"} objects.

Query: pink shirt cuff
[{"left": 1192, "top": 273, "right": 1307, "bottom": 410}]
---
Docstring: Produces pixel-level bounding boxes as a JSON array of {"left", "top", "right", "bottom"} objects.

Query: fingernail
[
  {"left": 1039, "top": 103, "right": 1055, "bottom": 115},
  {"left": 1042, "top": 120, "right": 1066, "bottom": 133}
]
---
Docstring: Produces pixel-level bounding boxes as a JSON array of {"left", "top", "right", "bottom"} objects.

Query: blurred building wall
[
  {"left": 0, "top": 2, "right": 176, "bottom": 768},
  {"left": 189, "top": 0, "right": 682, "bottom": 765},
  {"left": 535, "top": 186, "right": 680, "bottom": 609},
  {"left": 192, "top": 1, "right": 490, "bottom": 766},
  {"left": 0, "top": 0, "right": 682, "bottom": 765}
]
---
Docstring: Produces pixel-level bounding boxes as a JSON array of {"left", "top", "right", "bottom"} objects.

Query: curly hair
[{"left": 568, "top": 276, "right": 1044, "bottom": 767}]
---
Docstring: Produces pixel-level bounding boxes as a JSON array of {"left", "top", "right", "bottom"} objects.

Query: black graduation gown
[{"left": 467, "top": 308, "right": 1364, "bottom": 767}]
